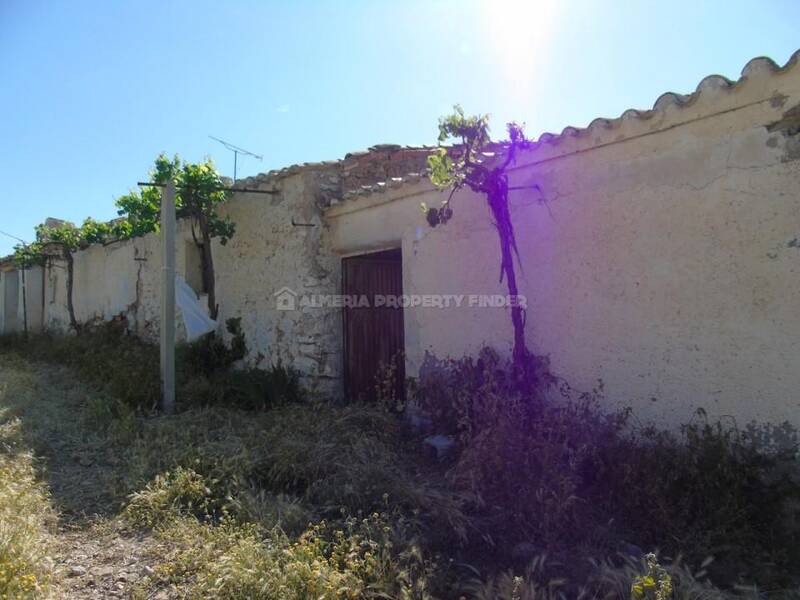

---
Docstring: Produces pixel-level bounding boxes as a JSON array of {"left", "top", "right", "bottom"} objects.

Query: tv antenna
[{"left": 209, "top": 135, "right": 262, "bottom": 182}]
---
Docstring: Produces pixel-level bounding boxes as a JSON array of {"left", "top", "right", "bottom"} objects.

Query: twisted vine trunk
[
  {"left": 198, "top": 214, "right": 218, "bottom": 321},
  {"left": 486, "top": 174, "right": 528, "bottom": 367},
  {"left": 64, "top": 249, "right": 79, "bottom": 333}
]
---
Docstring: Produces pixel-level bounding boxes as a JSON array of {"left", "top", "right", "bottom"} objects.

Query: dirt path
[
  {"left": 51, "top": 521, "right": 158, "bottom": 599},
  {"left": 0, "top": 353, "right": 163, "bottom": 599}
]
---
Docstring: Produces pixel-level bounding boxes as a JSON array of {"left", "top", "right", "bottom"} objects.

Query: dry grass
[
  {"left": 0, "top": 353, "right": 161, "bottom": 599},
  {"left": 0, "top": 360, "right": 57, "bottom": 598},
  {"left": 2, "top": 337, "right": 799, "bottom": 599},
  {"left": 0, "top": 348, "right": 449, "bottom": 598}
]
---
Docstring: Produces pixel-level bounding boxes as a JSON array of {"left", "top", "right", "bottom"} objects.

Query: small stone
[
  {"left": 298, "top": 343, "right": 317, "bottom": 355},
  {"left": 94, "top": 565, "right": 114, "bottom": 578},
  {"left": 69, "top": 565, "right": 87, "bottom": 577}
]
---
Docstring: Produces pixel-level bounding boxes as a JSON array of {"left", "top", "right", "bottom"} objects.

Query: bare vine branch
[{"left": 425, "top": 106, "right": 537, "bottom": 369}]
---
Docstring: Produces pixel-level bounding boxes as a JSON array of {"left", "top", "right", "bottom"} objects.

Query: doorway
[{"left": 342, "top": 249, "right": 404, "bottom": 402}]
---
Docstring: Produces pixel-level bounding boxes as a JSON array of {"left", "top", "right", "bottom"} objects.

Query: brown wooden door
[{"left": 342, "top": 249, "right": 404, "bottom": 402}]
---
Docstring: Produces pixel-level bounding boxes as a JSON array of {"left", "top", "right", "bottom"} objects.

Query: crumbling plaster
[{"left": 212, "top": 166, "right": 343, "bottom": 395}]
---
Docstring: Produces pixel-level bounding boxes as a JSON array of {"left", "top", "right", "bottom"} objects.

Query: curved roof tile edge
[
  {"left": 330, "top": 49, "right": 799, "bottom": 205},
  {"left": 530, "top": 50, "right": 799, "bottom": 145}
]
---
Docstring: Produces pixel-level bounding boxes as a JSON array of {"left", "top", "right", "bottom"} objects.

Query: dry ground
[{"left": 0, "top": 354, "right": 163, "bottom": 599}]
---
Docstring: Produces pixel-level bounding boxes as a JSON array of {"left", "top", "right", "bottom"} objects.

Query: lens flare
[{"left": 481, "top": 0, "right": 561, "bottom": 107}]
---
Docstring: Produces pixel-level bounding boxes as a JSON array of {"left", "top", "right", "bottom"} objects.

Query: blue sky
[{"left": 1, "top": 0, "right": 798, "bottom": 255}]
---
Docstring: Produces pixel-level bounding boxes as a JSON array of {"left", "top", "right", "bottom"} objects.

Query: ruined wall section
[
  {"left": 211, "top": 168, "right": 342, "bottom": 396},
  {"left": 338, "top": 145, "right": 432, "bottom": 197}
]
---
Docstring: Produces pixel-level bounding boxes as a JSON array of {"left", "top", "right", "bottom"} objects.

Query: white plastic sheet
[{"left": 175, "top": 274, "right": 217, "bottom": 341}]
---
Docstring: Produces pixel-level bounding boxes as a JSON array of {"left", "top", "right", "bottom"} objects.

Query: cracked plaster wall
[{"left": 212, "top": 168, "right": 342, "bottom": 396}]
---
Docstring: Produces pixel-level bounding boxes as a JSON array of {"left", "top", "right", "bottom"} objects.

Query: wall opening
[
  {"left": 342, "top": 248, "right": 404, "bottom": 402},
  {"left": 184, "top": 241, "right": 205, "bottom": 294}
]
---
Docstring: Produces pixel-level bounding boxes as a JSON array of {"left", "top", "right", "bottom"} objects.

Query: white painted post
[{"left": 160, "top": 181, "right": 176, "bottom": 414}]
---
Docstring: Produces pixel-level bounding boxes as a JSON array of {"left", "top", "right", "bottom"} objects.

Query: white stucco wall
[
  {"left": 45, "top": 223, "right": 206, "bottom": 341},
  {"left": 37, "top": 53, "right": 800, "bottom": 427},
  {"left": 22, "top": 266, "right": 44, "bottom": 333},
  {"left": 326, "top": 56, "right": 800, "bottom": 427},
  {"left": 0, "top": 266, "right": 44, "bottom": 334},
  {"left": 0, "top": 270, "right": 18, "bottom": 333}
]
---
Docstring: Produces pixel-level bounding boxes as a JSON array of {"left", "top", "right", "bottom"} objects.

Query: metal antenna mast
[{"left": 209, "top": 136, "right": 263, "bottom": 182}]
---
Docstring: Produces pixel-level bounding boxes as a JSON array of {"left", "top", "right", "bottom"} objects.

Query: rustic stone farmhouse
[{"left": 2, "top": 51, "right": 799, "bottom": 428}]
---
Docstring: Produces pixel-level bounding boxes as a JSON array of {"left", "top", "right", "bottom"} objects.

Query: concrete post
[
  {"left": 160, "top": 181, "right": 176, "bottom": 414},
  {"left": 20, "top": 257, "right": 28, "bottom": 339}
]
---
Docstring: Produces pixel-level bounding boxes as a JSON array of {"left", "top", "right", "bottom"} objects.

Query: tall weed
[
  {"left": 411, "top": 347, "right": 800, "bottom": 591},
  {"left": 0, "top": 412, "right": 55, "bottom": 598}
]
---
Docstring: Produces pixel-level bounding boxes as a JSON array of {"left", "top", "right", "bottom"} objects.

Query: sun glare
[{"left": 481, "top": 0, "right": 561, "bottom": 104}]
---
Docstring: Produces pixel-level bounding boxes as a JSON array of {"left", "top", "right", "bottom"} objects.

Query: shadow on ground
[{"left": 0, "top": 352, "right": 127, "bottom": 519}]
